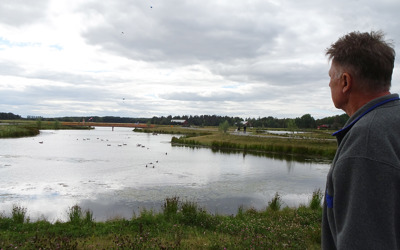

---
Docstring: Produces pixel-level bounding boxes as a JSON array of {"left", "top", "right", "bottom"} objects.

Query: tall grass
[
  {"left": 162, "top": 196, "right": 179, "bottom": 218},
  {"left": 12, "top": 205, "right": 28, "bottom": 224},
  {"left": 172, "top": 134, "right": 336, "bottom": 159},
  {"left": 309, "top": 189, "right": 323, "bottom": 210},
  {"left": 0, "top": 193, "right": 323, "bottom": 248},
  {"left": 267, "top": 192, "right": 282, "bottom": 211},
  {"left": 0, "top": 119, "right": 93, "bottom": 138},
  {"left": 0, "top": 125, "right": 39, "bottom": 138},
  {"left": 68, "top": 204, "right": 94, "bottom": 225}
]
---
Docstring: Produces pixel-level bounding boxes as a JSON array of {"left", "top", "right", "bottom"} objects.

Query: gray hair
[{"left": 326, "top": 31, "right": 395, "bottom": 92}]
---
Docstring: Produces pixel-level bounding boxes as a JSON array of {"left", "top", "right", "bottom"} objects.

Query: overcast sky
[{"left": 1, "top": 0, "right": 399, "bottom": 119}]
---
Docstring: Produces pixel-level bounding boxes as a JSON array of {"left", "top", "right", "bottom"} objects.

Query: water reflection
[
  {"left": 208, "top": 146, "right": 332, "bottom": 164},
  {"left": 0, "top": 127, "right": 330, "bottom": 222}
]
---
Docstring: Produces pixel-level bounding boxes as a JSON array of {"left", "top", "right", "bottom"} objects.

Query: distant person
[{"left": 323, "top": 31, "right": 400, "bottom": 249}]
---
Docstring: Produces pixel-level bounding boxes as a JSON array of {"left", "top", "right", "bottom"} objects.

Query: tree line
[
  {"left": 163, "top": 114, "right": 348, "bottom": 130},
  {"left": 0, "top": 112, "right": 22, "bottom": 120},
  {"left": 1, "top": 112, "right": 349, "bottom": 130}
]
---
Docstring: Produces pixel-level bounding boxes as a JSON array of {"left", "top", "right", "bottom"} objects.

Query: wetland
[{"left": 0, "top": 126, "right": 331, "bottom": 222}]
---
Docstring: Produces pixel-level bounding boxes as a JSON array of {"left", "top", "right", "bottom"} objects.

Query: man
[{"left": 323, "top": 31, "right": 400, "bottom": 249}]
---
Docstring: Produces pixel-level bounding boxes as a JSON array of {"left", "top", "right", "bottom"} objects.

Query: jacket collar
[{"left": 332, "top": 94, "right": 400, "bottom": 144}]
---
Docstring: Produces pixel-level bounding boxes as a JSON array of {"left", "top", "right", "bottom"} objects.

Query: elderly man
[{"left": 323, "top": 31, "right": 400, "bottom": 249}]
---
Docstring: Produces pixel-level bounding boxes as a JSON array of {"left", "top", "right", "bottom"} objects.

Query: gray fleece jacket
[{"left": 322, "top": 93, "right": 400, "bottom": 249}]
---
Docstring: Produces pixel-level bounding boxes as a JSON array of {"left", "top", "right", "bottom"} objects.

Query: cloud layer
[{"left": 1, "top": 0, "right": 400, "bottom": 118}]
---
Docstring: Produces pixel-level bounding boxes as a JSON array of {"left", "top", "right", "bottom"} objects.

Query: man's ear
[{"left": 341, "top": 72, "right": 352, "bottom": 94}]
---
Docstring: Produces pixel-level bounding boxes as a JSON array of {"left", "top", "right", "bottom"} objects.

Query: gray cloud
[
  {"left": 0, "top": 0, "right": 49, "bottom": 27},
  {"left": 80, "top": 1, "right": 283, "bottom": 64},
  {"left": 0, "top": 0, "right": 399, "bottom": 119}
]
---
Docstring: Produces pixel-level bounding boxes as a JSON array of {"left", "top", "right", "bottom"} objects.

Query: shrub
[
  {"left": 236, "top": 205, "right": 245, "bottom": 219},
  {"left": 84, "top": 209, "right": 94, "bottom": 224},
  {"left": 68, "top": 205, "right": 94, "bottom": 225},
  {"left": 267, "top": 192, "right": 282, "bottom": 211},
  {"left": 309, "top": 189, "right": 323, "bottom": 210},
  {"left": 68, "top": 205, "right": 82, "bottom": 224},
  {"left": 12, "top": 205, "right": 27, "bottom": 224},
  {"left": 218, "top": 120, "right": 230, "bottom": 133},
  {"left": 181, "top": 200, "right": 203, "bottom": 225},
  {"left": 162, "top": 196, "right": 180, "bottom": 219},
  {"left": 137, "top": 208, "right": 157, "bottom": 226}
]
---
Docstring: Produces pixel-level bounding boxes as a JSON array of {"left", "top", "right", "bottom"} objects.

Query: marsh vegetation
[
  {"left": 137, "top": 125, "right": 337, "bottom": 160},
  {"left": 0, "top": 192, "right": 323, "bottom": 249},
  {"left": 0, "top": 120, "right": 91, "bottom": 138},
  {"left": 0, "top": 122, "right": 330, "bottom": 248}
]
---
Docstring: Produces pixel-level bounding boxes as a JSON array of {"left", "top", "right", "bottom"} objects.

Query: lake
[{"left": 0, "top": 127, "right": 330, "bottom": 222}]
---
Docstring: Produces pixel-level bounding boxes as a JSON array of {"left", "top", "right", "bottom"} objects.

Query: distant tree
[
  {"left": 295, "top": 114, "right": 316, "bottom": 129},
  {"left": 286, "top": 119, "right": 297, "bottom": 135},
  {"left": 316, "top": 113, "right": 348, "bottom": 129},
  {"left": 7, "top": 113, "right": 350, "bottom": 129},
  {"left": 218, "top": 120, "right": 230, "bottom": 133},
  {"left": 0, "top": 112, "right": 22, "bottom": 120}
]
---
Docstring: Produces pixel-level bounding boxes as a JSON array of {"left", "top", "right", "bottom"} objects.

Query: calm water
[{"left": 0, "top": 127, "right": 330, "bottom": 221}]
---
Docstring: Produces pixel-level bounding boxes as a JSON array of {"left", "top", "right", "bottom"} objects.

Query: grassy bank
[
  {"left": 173, "top": 133, "right": 337, "bottom": 159},
  {"left": 135, "top": 126, "right": 215, "bottom": 136},
  {"left": 0, "top": 120, "right": 92, "bottom": 138},
  {"left": 0, "top": 192, "right": 323, "bottom": 249},
  {"left": 138, "top": 125, "right": 337, "bottom": 160},
  {"left": 0, "top": 125, "right": 39, "bottom": 138}
]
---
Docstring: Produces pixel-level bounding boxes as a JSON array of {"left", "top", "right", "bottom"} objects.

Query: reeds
[
  {"left": 68, "top": 204, "right": 94, "bottom": 225},
  {"left": 12, "top": 205, "right": 28, "bottom": 224},
  {"left": 0, "top": 125, "right": 39, "bottom": 138},
  {"left": 309, "top": 189, "right": 324, "bottom": 210},
  {"left": 172, "top": 134, "right": 336, "bottom": 159},
  {"left": 267, "top": 192, "right": 282, "bottom": 211},
  {"left": 0, "top": 192, "right": 323, "bottom": 249},
  {"left": 0, "top": 120, "right": 92, "bottom": 138}
]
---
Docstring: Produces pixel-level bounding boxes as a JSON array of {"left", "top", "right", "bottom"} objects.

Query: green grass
[
  {"left": 0, "top": 194, "right": 323, "bottom": 249},
  {"left": 0, "top": 125, "right": 39, "bottom": 138},
  {"left": 172, "top": 131, "right": 337, "bottom": 160},
  {"left": 0, "top": 120, "right": 92, "bottom": 138},
  {"left": 138, "top": 125, "right": 337, "bottom": 160}
]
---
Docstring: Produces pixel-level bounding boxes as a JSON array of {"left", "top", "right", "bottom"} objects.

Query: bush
[
  {"left": 12, "top": 205, "right": 27, "bottom": 224},
  {"left": 162, "top": 196, "right": 180, "bottom": 219},
  {"left": 68, "top": 205, "right": 94, "bottom": 225},
  {"left": 84, "top": 210, "right": 94, "bottom": 224},
  {"left": 309, "top": 189, "right": 323, "bottom": 210},
  {"left": 180, "top": 200, "right": 202, "bottom": 225},
  {"left": 137, "top": 209, "right": 157, "bottom": 226},
  {"left": 267, "top": 192, "right": 282, "bottom": 211},
  {"left": 218, "top": 120, "right": 230, "bottom": 133},
  {"left": 68, "top": 205, "right": 82, "bottom": 224}
]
